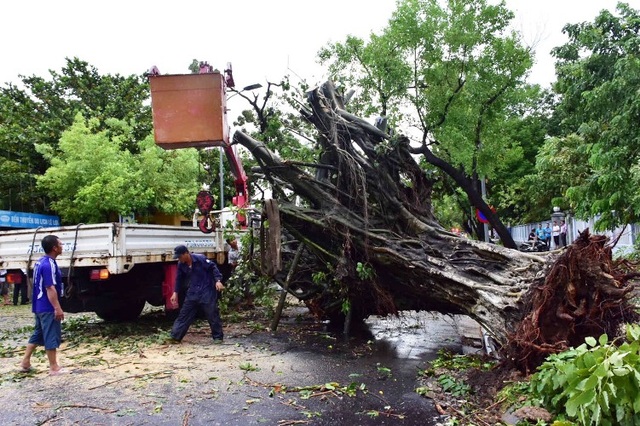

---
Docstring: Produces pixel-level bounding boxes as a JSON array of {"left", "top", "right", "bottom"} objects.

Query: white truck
[
  {"left": 0, "top": 67, "right": 260, "bottom": 320},
  {"left": 0, "top": 222, "right": 234, "bottom": 321}
]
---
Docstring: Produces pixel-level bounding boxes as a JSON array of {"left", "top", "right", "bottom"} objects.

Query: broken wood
[{"left": 271, "top": 243, "right": 304, "bottom": 332}]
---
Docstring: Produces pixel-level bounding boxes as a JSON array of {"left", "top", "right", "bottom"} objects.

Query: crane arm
[{"left": 223, "top": 143, "right": 249, "bottom": 208}]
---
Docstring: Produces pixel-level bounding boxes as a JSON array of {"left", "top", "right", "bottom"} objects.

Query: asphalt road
[{"left": 0, "top": 304, "right": 479, "bottom": 425}]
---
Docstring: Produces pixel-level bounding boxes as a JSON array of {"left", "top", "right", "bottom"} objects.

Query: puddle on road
[
  {"left": 364, "top": 311, "right": 471, "bottom": 360},
  {"left": 292, "top": 311, "right": 488, "bottom": 425},
  {"left": 288, "top": 307, "right": 487, "bottom": 362}
]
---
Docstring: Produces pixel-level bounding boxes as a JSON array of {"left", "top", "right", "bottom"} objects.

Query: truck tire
[{"left": 95, "top": 298, "right": 146, "bottom": 322}]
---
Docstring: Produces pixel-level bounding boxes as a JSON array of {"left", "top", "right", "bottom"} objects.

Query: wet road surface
[{"left": 0, "top": 305, "right": 484, "bottom": 425}]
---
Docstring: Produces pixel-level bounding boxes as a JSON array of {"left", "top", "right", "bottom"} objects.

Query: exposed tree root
[{"left": 506, "top": 229, "right": 640, "bottom": 373}]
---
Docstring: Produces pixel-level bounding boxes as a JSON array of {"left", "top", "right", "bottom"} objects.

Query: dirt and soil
[{"left": 0, "top": 301, "right": 521, "bottom": 426}]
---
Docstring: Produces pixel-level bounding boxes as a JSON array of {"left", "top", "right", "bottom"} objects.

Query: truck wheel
[{"left": 95, "top": 298, "right": 146, "bottom": 322}]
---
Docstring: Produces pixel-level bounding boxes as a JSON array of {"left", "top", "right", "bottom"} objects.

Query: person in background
[
  {"left": 528, "top": 229, "right": 537, "bottom": 241},
  {"left": 168, "top": 245, "right": 225, "bottom": 344},
  {"left": 220, "top": 237, "right": 241, "bottom": 288},
  {"left": 224, "top": 236, "right": 250, "bottom": 304},
  {"left": 20, "top": 235, "right": 68, "bottom": 375},
  {"left": 560, "top": 220, "right": 568, "bottom": 247},
  {"left": 543, "top": 222, "right": 552, "bottom": 249},
  {"left": 226, "top": 238, "right": 240, "bottom": 273},
  {"left": 1, "top": 272, "right": 9, "bottom": 305},
  {"left": 552, "top": 220, "right": 561, "bottom": 248},
  {"left": 12, "top": 270, "right": 28, "bottom": 306},
  {"left": 536, "top": 224, "right": 546, "bottom": 248}
]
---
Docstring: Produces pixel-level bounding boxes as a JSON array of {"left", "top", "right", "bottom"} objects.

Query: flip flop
[
  {"left": 19, "top": 366, "right": 32, "bottom": 373},
  {"left": 49, "top": 368, "right": 71, "bottom": 376}
]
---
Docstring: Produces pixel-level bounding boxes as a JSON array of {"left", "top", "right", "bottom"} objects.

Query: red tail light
[
  {"left": 5, "top": 272, "right": 23, "bottom": 284},
  {"left": 89, "top": 269, "right": 110, "bottom": 281}
]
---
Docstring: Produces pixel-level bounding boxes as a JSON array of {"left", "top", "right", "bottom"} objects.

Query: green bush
[{"left": 529, "top": 324, "right": 640, "bottom": 425}]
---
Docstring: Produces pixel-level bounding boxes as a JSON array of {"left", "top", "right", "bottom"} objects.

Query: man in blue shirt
[
  {"left": 20, "top": 235, "right": 68, "bottom": 375},
  {"left": 169, "top": 245, "right": 225, "bottom": 343},
  {"left": 535, "top": 224, "right": 545, "bottom": 247},
  {"left": 543, "top": 223, "right": 552, "bottom": 249}
]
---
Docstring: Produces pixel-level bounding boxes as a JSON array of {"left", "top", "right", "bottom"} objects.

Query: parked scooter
[{"left": 519, "top": 240, "right": 548, "bottom": 252}]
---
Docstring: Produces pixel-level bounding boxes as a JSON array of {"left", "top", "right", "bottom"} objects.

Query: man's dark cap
[{"left": 173, "top": 245, "right": 189, "bottom": 259}]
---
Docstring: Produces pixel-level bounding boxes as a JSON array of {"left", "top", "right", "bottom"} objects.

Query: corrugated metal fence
[{"left": 510, "top": 217, "right": 638, "bottom": 255}]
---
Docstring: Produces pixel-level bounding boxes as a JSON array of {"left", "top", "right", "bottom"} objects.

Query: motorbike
[{"left": 519, "top": 240, "right": 548, "bottom": 252}]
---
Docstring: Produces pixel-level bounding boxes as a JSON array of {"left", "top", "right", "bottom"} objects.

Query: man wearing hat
[{"left": 169, "top": 245, "right": 225, "bottom": 343}]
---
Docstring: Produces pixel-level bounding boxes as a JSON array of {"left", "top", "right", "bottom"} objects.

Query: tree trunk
[{"left": 233, "top": 81, "right": 638, "bottom": 369}]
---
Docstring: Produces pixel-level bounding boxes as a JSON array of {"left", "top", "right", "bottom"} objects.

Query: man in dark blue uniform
[{"left": 169, "top": 245, "right": 225, "bottom": 343}]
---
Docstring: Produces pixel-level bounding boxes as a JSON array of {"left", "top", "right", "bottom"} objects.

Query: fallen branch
[
  {"left": 277, "top": 420, "right": 312, "bottom": 426},
  {"left": 449, "top": 405, "right": 491, "bottom": 426},
  {"left": 280, "top": 399, "right": 308, "bottom": 411},
  {"left": 58, "top": 403, "right": 118, "bottom": 413},
  {"left": 88, "top": 370, "right": 173, "bottom": 390},
  {"left": 366, "top": 409, "right": 406, "bottom": 419},
  {"left": 37, "top": 404, "right": 118, "bottom": 425},
  {"left": 182, "top": 409, "right": 191, "bottom": 426}
]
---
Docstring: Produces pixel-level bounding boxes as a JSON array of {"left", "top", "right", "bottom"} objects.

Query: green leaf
[
  {"left": 324, "top": 382, "right": 336, "bottom": 391},
  {"left": 611, "top": 367, "right": 630, "bottom": 377},
  {"left": 566, "top": 389, "right": 596, "bottom": 417},
  {"left": 606, "top": 382, "right": 617, "bottom": 399},
  {"left": 586, "top": 336, "right": 597, "bottom": 347},
  {"left": 598, "top": 334, "right": 609, "bottom": 346},
  {"left": 576, "top": 373, "right": 600, "bottom": 391},
  {"left": 626, "top": 324, "right": 640, "bottom": 342},
  {"left": 600, "top": 389, "right": 610, "bottom": 411},
  {"left": 616, "top": 404, "right": 626, "bottom": 423},
  {"left": 583, "top": 352, "right": 597, "bottom": 368},
  {"left": 593, "top": 363, "right": 608, "bottom": 378}
]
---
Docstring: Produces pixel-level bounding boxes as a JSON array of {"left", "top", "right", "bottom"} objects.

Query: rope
[
  {"left": 65, "top": 223, "right": 84, "bottom": 298},
  {"left": 25, "top": 227, "right": 43, "bottom": 298}
]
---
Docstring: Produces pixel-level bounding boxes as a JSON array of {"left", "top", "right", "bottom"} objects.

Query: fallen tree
[{"left": 234, "top": 81, "right": 638, "bottom": 371}]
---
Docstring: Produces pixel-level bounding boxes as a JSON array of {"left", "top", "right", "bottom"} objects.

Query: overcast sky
[{"left": 1, "top": 0, "right": 633, "bottom": 91}]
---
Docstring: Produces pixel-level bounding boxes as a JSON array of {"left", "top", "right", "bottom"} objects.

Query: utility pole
[
  {"left": 481, "top": 177, "right": 489, "bottom": 243},
  {"left": 219, "top": 148, "right": 224, "bottom": 209}
]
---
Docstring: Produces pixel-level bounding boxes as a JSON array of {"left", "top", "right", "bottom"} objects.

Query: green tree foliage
[
  {"left": 530, "top": 324, "right": 640, "bottom": 425},
  {"left": 551, "top": 3, "right": 640, "bottom": 229},
  {"left": 36, "top": 114, "right": 199, "bottom": 224},
  {"left": 523, "top": 134, "right": 591, "bottom": 219},
  {"left": 0, "top": 57, "right": 151, "bottom": 213},
  {"left": 317, "top": 0, "right": 536, "bottom": 243},
  {"left": 490, "top": 93, "right": 552, "bottom": 224}
]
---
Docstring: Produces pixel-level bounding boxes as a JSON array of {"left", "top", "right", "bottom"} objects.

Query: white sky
[{"left": 1, "top": 0, "right": 634, "bottom": 90}]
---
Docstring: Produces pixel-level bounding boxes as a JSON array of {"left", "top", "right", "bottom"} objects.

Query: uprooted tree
[{"left": 234, "top": 81, "right": 639, "bottom": 373}]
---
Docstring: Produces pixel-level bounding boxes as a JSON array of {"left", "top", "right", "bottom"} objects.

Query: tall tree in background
[
  {"left": 551, "top": 2, "right": 640, "bottom": 229},
  {"left": 490, "top": 91, "right": 554, "bottom": 224},
  {"left": 0, "top": 58, "right": 151, "bottom": 213},
  {"left": 35, "top": 114, "right": 199, "bottom": 224},
  {"left": 318, "top": 0, "right": 535, "bottom": 247}
]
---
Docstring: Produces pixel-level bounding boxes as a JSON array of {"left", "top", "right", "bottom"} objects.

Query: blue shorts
[{"left": 28, "top": 312, "right": 62, "bottom": 350}]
